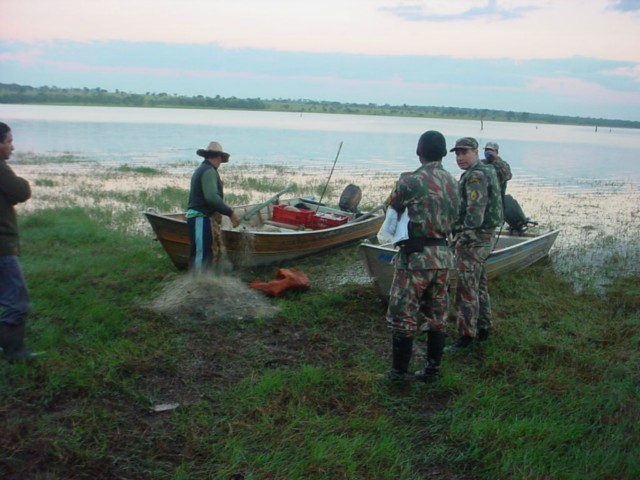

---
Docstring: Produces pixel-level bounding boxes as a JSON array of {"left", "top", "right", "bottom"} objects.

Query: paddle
[{"left": 241, "top": 183, "right": 296, "bottom": 223}]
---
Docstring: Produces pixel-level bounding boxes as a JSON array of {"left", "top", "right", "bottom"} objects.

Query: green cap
[{"left": 449, "top": 137, "right": 478, "bottom": 152}]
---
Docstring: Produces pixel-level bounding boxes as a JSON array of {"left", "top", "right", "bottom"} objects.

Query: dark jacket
[
  {"left": 0, "top": 160, "right": 31, "bottom": 256},
  {"left": 187, "top": 160, "right": 233, "bottom": 216}
]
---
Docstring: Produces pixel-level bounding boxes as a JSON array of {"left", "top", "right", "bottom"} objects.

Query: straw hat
[{"left": 196, "top": 141, "right": 230, "bottom": 162}]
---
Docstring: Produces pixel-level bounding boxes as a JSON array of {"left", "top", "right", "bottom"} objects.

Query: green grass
[
  {"left": 12, "top": 151, "right": 87, "bottom": 164},
  {"left": 115, "top": 164, "right": 164, "bottom": 175},
  {"left": 1, "top": 208, "right": 638, "bottom": 479},
  {"left": 243, "top": 177, "right": 292, "bottom": 193},
  {"left": 33, "top": 178, "right": 57, "bottom": 187}
]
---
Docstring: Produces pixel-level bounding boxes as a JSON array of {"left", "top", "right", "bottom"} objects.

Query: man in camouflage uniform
[
  {"left": 385, "top": 131, "right": 460, "bottom": 383},
  {"left": 449, "top": 137, "right": 503, "bottom": 350},
  {"left": 482, "top": 142, "right": 512, "bottom": 198},
  {"left": 479, "top": 141, "right": 511, "bottom": 325}
]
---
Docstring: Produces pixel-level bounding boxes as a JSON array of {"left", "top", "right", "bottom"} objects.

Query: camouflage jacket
[
  {"left": 389, "top": 161, "right": 460, "bottom": 270},
  {"left": 455, "top": 160, "right": 503, "bottom": 234},
  {"left": 483, "top": 156, "right": 512, "bottom": 196}
]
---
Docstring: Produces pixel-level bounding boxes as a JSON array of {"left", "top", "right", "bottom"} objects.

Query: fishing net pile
[{"left": 146, "top": 273, "right": 279, "bottom": 323}]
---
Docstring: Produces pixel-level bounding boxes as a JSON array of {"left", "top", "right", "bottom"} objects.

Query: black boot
[
  {"left": 388, "top": 334, "right": 413, "bottom": 383},
  {"left": 0, "top": 322, "right": 35, "bottom": 363},
  {"left": 445, "top": 335, "right": 475, "bottom": 352},
  {"left": 415, "top": 330, "right": 445, "bottom": 382},
  {"left": 478, "top": 328, "right": 490, "bottom": 342}
]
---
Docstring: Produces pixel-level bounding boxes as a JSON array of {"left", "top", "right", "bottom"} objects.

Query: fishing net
[{"left": 145, "top": 273, "right": 279, "bottom": 323}]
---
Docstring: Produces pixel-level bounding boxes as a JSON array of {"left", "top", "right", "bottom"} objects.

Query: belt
[
  {"left": 398, "top": 237, "right": 448, "bottom": 255},
  {"left": 420, "top": 238, "right": 449, "bottom": 247}
]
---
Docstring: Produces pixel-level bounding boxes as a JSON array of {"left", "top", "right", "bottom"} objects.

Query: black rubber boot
[
  {"left": 478, "top": 328, "right": 490, "bottom": 342},
  {"left": 0, "top": 322, "right": 35, "bottom": 363},
  {"left": 415, "top": 330, "right": 445, "bottom": 382},
  {"left": 445, "top": 335, "right": 475, "bottom": 352},
  {"left": 388, "top": 334, "right": 413, "bottom": 383}
]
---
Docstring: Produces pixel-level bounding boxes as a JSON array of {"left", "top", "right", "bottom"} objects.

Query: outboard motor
[
  {"left": 503, "top": 194, "right": 538, "bottom": 235},
  {"left": 339, "top": 184, "right": 363, "bottom": 213}
]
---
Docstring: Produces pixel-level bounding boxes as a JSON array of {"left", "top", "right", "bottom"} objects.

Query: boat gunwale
[
  {"left": 358, "top": 228, "right": 560, "bottom": 301},
  {"left": 143, "top": 209, "right": 385, "bottom": 236},
  {"left": 359, "top": 228, "right": 560, "bottom": 257}
]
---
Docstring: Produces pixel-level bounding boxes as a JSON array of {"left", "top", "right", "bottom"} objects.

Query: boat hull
[
  {"left": 358, "top": 229, "right": 560, "bottom": 301},
  {"left": 144, "top": 199, "right": 385, "bottom": 269}
]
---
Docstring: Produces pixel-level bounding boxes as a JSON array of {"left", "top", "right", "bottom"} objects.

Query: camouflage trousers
[
  {"left": 454, "top": 231, "right": 494, "bottom": 337},
  {"left": 455, "top": 263, "right": 492, "bottom": 337},
  {"left": 386, "top": 268, "right": 450, "bottom": 337}
]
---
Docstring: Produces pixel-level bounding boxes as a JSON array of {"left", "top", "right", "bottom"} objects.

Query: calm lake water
[{"left": 2, "top": 104, "right": 639, "bottom": 187}]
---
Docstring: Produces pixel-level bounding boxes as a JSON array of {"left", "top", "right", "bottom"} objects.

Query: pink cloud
[
  {"left": 602, "top": 65, "right": 640, "bottom": 82},
  {"left": 47, "top": 61, "right": 178, "bottom": 77},
  {"left": 44, "top": 60, "right": 450, "bottom": 88},
  {"left": 46, "top": 60, "right": 296, "bottom": 81},
  {"left": 527, "top": 76, "right": 640, "bottom": 105},
  {"left": 0, "top": 48, "right": 43, "bottom": 65}
]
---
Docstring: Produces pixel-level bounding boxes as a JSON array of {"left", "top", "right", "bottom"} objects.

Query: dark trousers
[
  {"left": 0, "top": 255, "right": 29, "bottom": 326},
  {"left": 187, "top": 216, "right": 214, "bottom": 272}
]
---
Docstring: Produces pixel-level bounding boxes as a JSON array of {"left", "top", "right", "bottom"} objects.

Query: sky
[{"left": 2, "top": 0, "right": 640, "bottom": 121}]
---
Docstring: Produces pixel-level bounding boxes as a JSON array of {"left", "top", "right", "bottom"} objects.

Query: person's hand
[{"left": 230, "top": 212, "right": 241, "bottom": 228}]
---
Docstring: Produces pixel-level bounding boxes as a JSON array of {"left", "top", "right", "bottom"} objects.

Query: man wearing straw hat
[{"left": 186, "top": 141, "right": 240, "bottom": 272}]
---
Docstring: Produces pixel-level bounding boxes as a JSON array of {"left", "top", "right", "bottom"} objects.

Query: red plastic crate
[
  {"left": 271, "top": 204, "right": 315, "bottom": 227},
  {"left": 310, "top": 212, "right": 349, "bottom": 230}
]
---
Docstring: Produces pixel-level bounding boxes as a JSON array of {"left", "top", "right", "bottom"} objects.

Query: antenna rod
[{"left": 317, "top": 141, "right": 343, "bottom": 209}]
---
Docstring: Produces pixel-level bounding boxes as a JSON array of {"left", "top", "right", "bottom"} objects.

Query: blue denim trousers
[{"left": 0, "top": 255, "right": 30, "bottom": 326}]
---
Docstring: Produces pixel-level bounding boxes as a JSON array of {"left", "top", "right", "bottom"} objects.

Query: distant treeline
[{"left": 1, "top": 82, "right": 638, "bottom": 129}]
